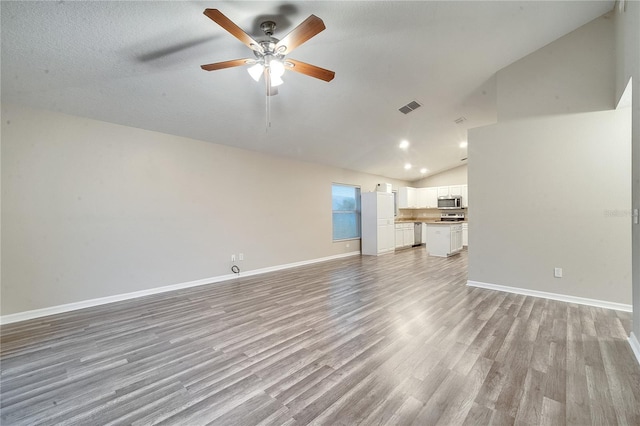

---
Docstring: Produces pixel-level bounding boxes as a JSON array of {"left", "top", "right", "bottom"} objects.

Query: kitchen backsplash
[{"left": 396, "top": 208, "right": 467, "bottom": 221}]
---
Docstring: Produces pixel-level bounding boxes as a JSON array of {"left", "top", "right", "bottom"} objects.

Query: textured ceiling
[{"left": 1, "top": 1, "right": 615, "bottom": 180}]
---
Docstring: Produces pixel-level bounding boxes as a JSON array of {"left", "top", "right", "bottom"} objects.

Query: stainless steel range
[{"left": 440, "top": 212, "right": 465, "bottom": 221}]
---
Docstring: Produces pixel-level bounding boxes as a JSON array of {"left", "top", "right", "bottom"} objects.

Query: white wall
[
  {"left": 468, "top": 110, "right": 631, "bottom": 304},
  {"left": 411, "top": 164, "right": 467, "bottom": 188},
  {"left": 1, "top": 104, "right": 409, "bottom": 316},
  {"left": 468, "top": 11, "right": 633, "bottom": 306}
]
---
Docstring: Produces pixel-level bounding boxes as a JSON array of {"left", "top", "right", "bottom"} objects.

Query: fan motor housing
[{"left": 260, "top": 21, "right": 277, "bottom": 36}]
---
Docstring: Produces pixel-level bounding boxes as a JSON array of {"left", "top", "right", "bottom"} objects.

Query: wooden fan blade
[
  {"left": 285, "top": 59, "right": 335, "bottom": 82},
  {"left": 200, "top": 59, "right": 252, "bottom": 71},
  {"left": 275, "top": 15, "right": 325, "bottom": 54},
  {"left": 203, "top": 9, "right": 263, "bottom": 53}
]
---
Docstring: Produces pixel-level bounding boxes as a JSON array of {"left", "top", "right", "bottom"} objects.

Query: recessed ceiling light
[
  {"left": 404, "top": 163, "right": 412, "bottom": 170},
  {"left": 459, "top": 141, "right": 468, "bottom": 148},
  {"left": 420, "top": 168, "right": 428, "bottom": 174},
  {"left": 399, "top": 140, "right": 410, "bottom": 150}
]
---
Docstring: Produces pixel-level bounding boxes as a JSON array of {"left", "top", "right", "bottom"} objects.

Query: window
[{"left": 332, "top": 184, "right": 361, "bottom": 241}]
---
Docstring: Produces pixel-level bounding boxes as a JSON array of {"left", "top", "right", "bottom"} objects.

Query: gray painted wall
[
  {"left": 497, "top": 11, "right": 615, "bottom": 120},
  {"left": 468, "top": 12, "right": 633, "bottom": 306},
  {"left": 614, "top": 0, "right": 640, "bottom": 337},
  {"left": 468, "top": 110, "right": 631, "bottom": 304},
  {"left": 1, "top": 104, "right": 409, "bottom": 316}
]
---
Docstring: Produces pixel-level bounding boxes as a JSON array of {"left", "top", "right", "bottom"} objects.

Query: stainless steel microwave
[{"left": 437, "top": 195, "right": 462, "bottom": 209}]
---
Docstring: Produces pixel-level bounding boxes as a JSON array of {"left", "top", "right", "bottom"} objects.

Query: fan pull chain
[
  {"left": 265, "top": 88, "right": 270, "bottom": 131},
  {"left": 265, "top": 78, "right": 272, "bottom": 131}
]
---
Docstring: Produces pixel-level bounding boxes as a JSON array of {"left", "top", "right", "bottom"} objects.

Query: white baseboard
[
  {"left": 630, "top": 333, "right": 640, "bottom": 366},
  {"left": 0, "top": 251, "right": 361, "bottom": 325},
  {"left": 466, "top": 280, "right": 632, "bottom": 312}
]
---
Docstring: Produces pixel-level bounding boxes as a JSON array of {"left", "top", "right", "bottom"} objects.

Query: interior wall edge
[
  {"left": 0, "top": 250, "right": 361, "bottom": 325},
  {"left": 629, "top": 332, "right": 640, "bottom": 366},
  {"left": 466, "top": 280, "right": 633, "bottom": 313}
]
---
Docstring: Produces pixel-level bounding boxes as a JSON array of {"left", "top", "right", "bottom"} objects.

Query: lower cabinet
[
  {"left": 395, "top": 226, "right": 404, "bottom": 249},
  {"left": 450, "top": 224, "right": 463, "bottom": 253},
  {"left": 422, "top": 224, "right": 427, "bottom": 245},
  {"left": 404, "top": 225, "right": 414, "bottom": 247},
  {"left": 395, "top": 223, "right": 415, "bottom": 249},
  {"left": 462, "top": 223, "right": 468, "bottom": 247}
]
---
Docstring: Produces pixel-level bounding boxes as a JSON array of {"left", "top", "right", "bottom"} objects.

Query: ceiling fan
[{"left": 200, "top": 9, "right": 335, "bottom": 96}]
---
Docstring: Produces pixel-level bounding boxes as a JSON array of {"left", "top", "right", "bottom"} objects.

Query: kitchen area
[{"left": 361, "top": 184, "right": 468, "bottom": 258}]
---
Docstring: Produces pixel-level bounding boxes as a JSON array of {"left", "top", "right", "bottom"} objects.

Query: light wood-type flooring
[{"left": 1, "top": 249, "right": 639, "bottom": 425}]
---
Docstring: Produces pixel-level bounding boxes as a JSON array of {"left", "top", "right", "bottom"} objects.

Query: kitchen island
[{"left": 425, "top": 222, "right": 463, "bottom": 257}]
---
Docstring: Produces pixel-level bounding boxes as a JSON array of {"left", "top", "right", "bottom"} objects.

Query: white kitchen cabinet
[
  {"left": 403, "top": 224, "right": 414, "bottom": 247},
  {"left": 417, "top": 187, "right": 438, "bottom": 208},
  {"left": 422, "top": 223, "right": 427, "bottom": 245},
  {"left": 426, "top": 223, "right": 463, "bottom": 257},
  {"left": 437, "top": 185, "right": 464, "bottom": 196},
  {"left": 437, "top": 186, "right": 450, "bottom": 197},
  {"left": 461, "top": 185, "right": 468, "bottom": 208},
  {"left": 449, "top": 185, "right": 463, "bottom": 197},
  {"left": 436, "top": 185, "right": 468, "bottom": 208},
  {"left": 408, "top": 188, "right": 417, "bottom": 207},
  {"left": 401, "top": 185, "right": 463, "bottom": 209},
  {"left": 398, "top": 187, "right": 417, "bottom": 208},
  {"left": 462, "top": 223, "right": 468, "bottom": 246},
  {"left": 395, "top": 224, "right": 404, "bottom": 249},
  {"left": 394, "top": 223, "right": 414, "bottom": 248},
  {"left": 426, "top": 187, "right": 438, "bottom": 208},
  {"left": 361, "top": 192, "right": 395, "bottom": 256},
  {"left": 379, "top": 221, "right": 395, "bottom": 253},
  {"left": 416, "top": 188, "right": 427, "bottom": 208},
  {"left": 451, "top": 224, "right": 463, "bottom": 253}
]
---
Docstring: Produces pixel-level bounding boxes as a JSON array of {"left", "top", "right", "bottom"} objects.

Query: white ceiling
[{"left": 1, "top": 1, "right": 614, "bottom": 181}]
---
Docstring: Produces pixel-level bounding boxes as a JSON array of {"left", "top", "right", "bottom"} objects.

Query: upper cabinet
[
  {"left": 461, "top": 185, "right": 468, "bottom": 208},
  {"left": 448, "top": 185, "right": 463, "bottom": 197},
  {"left": 437, "top": 185, "right": 463, "bottom": 197},
  {"left": 437, "top": 186, "right": 451, "bottom": 198},
  {"left": 399, "top": 184, "right": 468, "bottom": 209},
  {"left": 398, "top": 187, "right": 417, "bottom": 208},
  {"left": 417, "top": 187, "right": 438, "bottom": 209}
]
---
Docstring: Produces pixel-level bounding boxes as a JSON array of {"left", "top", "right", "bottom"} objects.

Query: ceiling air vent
[
  {"left": 454, "top": 116, "right": 467, "bottom": 124},
  {"left": 399, "top": 100, "right": 422, "bottom": 114}
]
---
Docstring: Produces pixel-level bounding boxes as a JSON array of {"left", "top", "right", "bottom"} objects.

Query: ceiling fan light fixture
[
  {"left": 269, "top": 59, "right": 285, "bottom": 78},
  {"left": 247, "top": 63, "right": 264, "bottom": 81},
  {"left": 270, "top": 74, "right": 284, "bottom": 87}
]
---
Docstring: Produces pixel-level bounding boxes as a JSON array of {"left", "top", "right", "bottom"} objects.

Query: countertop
[{"left": 395, "top": 219, "right": 467, "bottom": 224}]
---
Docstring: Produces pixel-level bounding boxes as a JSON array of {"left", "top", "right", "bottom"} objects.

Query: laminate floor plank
[
  {"left": 2, "top": 249, "right": 639, "bottom": 425},
  {"left": 385, "top": 395, "right": 423, "bottom": 425},
  {"left": 358, "top": 376, "right": 415, "bottom": 426}
]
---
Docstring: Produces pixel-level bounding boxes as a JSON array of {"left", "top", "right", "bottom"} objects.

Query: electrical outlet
[
  {"left": 554, "top": 267, "right": 563, "bottom": 278},
  {"left": 239, "top": 253, "right": 244, "bottom": 261},
  {"left": 231, "top": 254, "right": 236, "bottom": 262}
]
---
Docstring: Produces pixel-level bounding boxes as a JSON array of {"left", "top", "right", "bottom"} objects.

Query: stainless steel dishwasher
[{"left": 413, "top": 222, "right": 423, "bottom": 246}]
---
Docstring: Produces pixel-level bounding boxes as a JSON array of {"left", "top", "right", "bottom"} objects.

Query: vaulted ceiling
[{"left": 1, "top": 1, "right": 614, "bottom": 180}]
